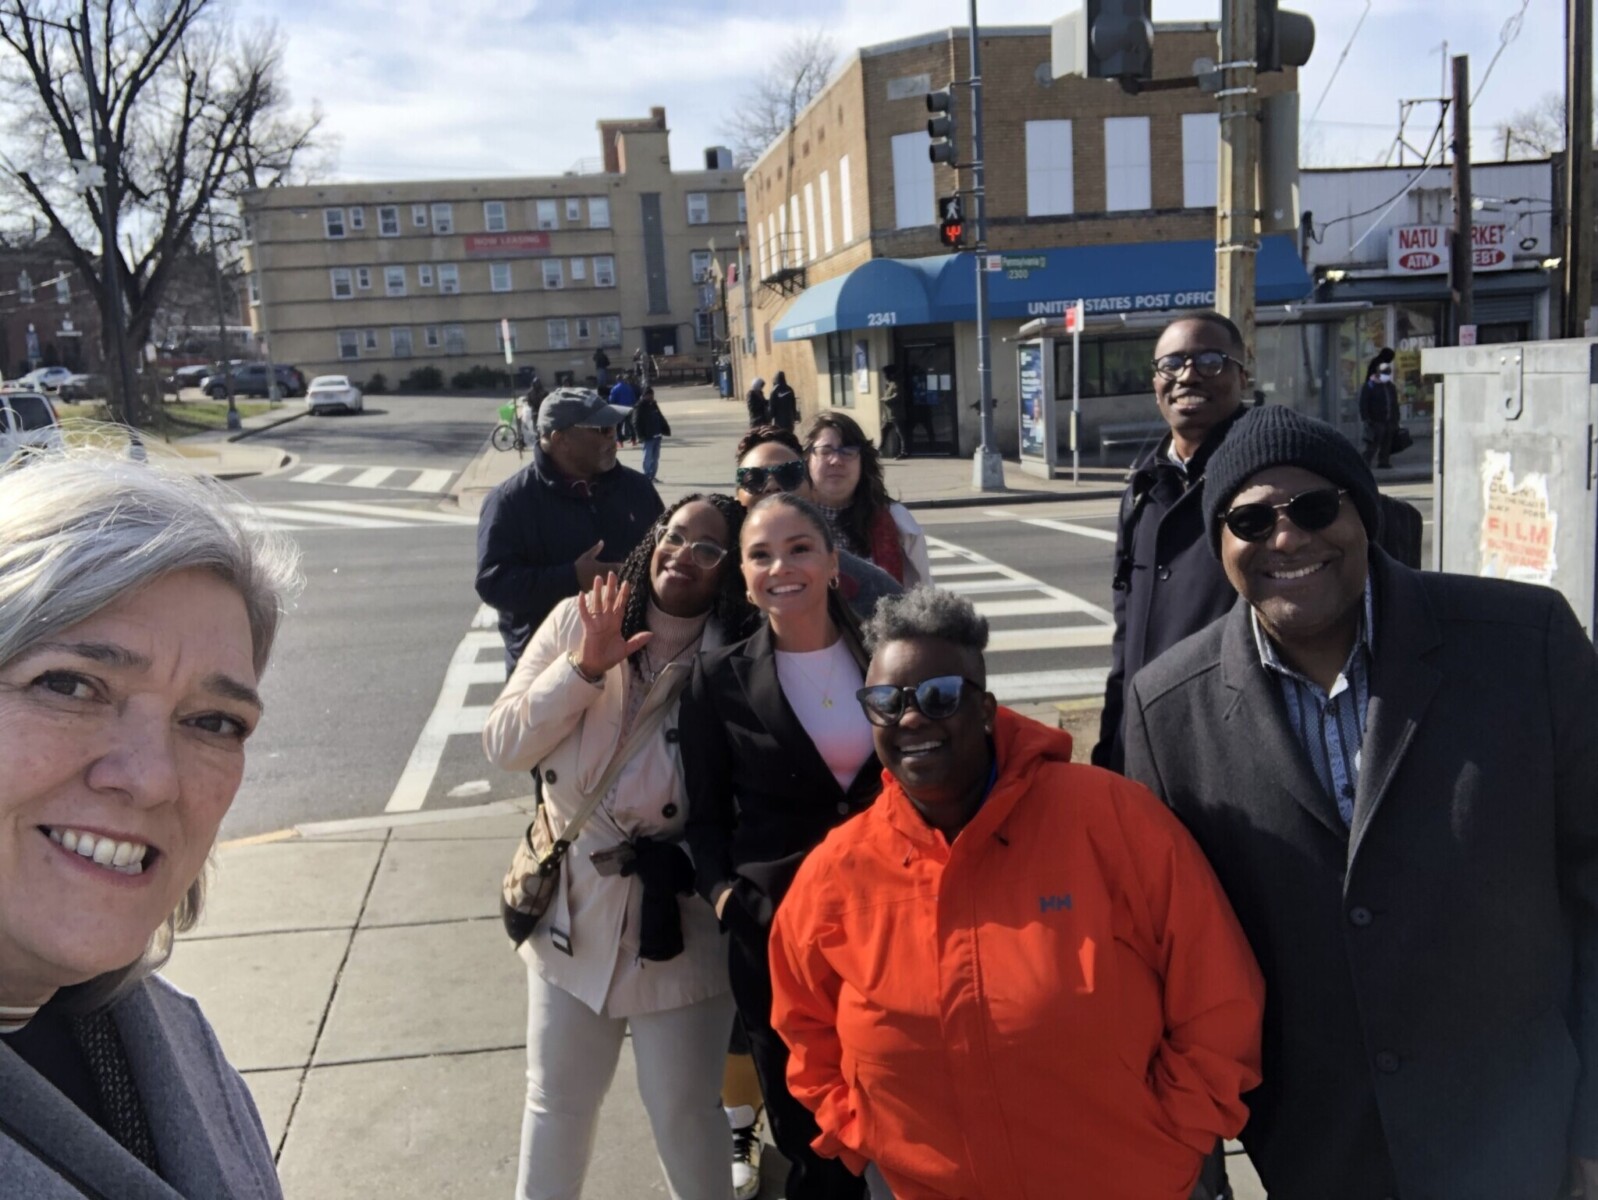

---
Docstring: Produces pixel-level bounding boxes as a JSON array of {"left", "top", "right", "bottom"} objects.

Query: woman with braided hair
[{"left": 484, "top": 493, "right": 757, "bottom": 1200}]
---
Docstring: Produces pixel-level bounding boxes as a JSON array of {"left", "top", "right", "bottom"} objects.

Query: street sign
[
  {"left": 1063, "top": 300, "right": 1085, "bottom": 333},
  {"left": 982, "top": 254, "right": 1004, "bottom": 273},
  {"left": 500, "top": 318, "right": 514, "bottom": 365},
  {"left": 1459, "top": 324, "right": 1478, "bottom": 347}
]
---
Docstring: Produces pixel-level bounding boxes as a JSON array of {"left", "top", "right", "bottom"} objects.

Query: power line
[
  {"left": 1307, "top": 0, "right": 1373, "bottom": 128},
  {"left": 1472, "top": 0, "right": 1533, "bottom": 106}
]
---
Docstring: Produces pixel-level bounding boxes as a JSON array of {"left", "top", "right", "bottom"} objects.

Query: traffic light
[
  {"left": 939, "top": 195, "right": 964, "bottom": 247},
  {"left": 1051, "top": 0, "right": 1154, "bottom": 83},
  {"left": 926, "top": 89, "right": 959, "bottom": 165},
  {"left": 1257, "top": 2, "right": 1315, "bottom": 72}
]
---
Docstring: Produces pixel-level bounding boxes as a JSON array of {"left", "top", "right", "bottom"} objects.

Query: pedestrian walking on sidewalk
[
  {"left": 745, "top": 377, "right": 769, "bottom": 429},
  {"left": 1358, "top": 349, "right": 1399, "bottom": 468},
  {"left": 593, "top": 347, "right": 611, "bottom": 392},
  {"left": 632, "top": 386, "right": 671, "bottom": 483},
  {"left": 770, "top": 588, "right": 1264, "bottom": 1200},
  {"left": 768, "top": 371, "right": 798, "bottom": 432},
  {"left": 878, "top": 366, "right": 908, "bottom": 459},
  {"left": 484, "top": 494, "right": 757, "bottom": 1200},
  {"left": 680, "top": 493, "right": 882, "bottom": 1200},
  {"left": 0, "top": 450, "right": 298, "bottom": 1199},
  {"left": 803, "top": 411, "right": 931, "bottom": 587}
]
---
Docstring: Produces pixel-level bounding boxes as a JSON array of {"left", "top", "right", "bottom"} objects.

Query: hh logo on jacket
[{"left": 1039, "top": 893, "right": 1073, "bottom": 913}]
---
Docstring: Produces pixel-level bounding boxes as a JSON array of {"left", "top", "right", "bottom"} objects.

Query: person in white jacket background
[
  {"left": 802, "top": 411, "right": 932, "bottom": 588},
  {"left": 484, "top": 492, "right": 757, "bottom": 1200}
]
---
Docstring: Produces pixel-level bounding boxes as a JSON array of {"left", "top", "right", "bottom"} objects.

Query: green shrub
[
  {"left": 400, "top": 365, "right": 444, "bottom": 391},
  {"left": 364, "top": 372, "right": 389, "bottom": 394},
  {"left": 450, "top": 365, "right": 512, "bottom": 390}
]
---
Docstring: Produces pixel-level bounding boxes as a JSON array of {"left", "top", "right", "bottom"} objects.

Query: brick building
[
  {"left": 242, "top": 108, "right": 743, "bottom": 387},
  {"left": 727, "top": 23, "right": 1310, "bottom": 458},
  {"left": 0, "top": 238, "right": 101, "bottom": 381}
]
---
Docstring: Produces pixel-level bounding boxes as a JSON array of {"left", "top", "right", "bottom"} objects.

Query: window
[
  {"left": 839, "top": 155, "right": 854, "bottom": 244},
  {"left": 378, "top": 206, "right": 400, "bottom": 236},
  {"left": 324, "top": 208, "right": 346, "bottom": 238},
  {"left": 54, "top": 276, "right": 69, "bottom": 305},
  {"left": 330, "top": 268, "right": 354, "bottom": 299},
  {"left": 757, "top": 226, "right": 769, "bottom": 279},
  {"left": 1182, "top": 112, "right": 1221, "bottom": 209},
  {"left": 598, "top": 315, "right": 622, "bottom": 347},
  {"left": 337, "top": 330, "right": 360, "bottom": 360},
  {"left": 536, "top": 199, "right": 558, "bottom": 230},
  {"left": 384, "top": 266, "right": 407, "bottom": 296},
  {"left": 363, "top": 329, "right": 378, "bottom": 351},
  {"left": 694, "top": 310, "right": 713, "bottom": 344},
  {"left": 418, "top": 264, "right": 435, "bottom": 288},
  {"left": 546, "top": 318, "right": 570, "bottom": 350},
  {"left": 17, "top": 272, "right": 33, "bottom": 304},
  {"left": 1026, "top": 120, "right": 1075, "bottom": 217},
  {"left": 1104, "top": 116, "right": 1152, "bottom": 212},
  {"left": 495, "top": 322, "right": 518, "bottom": 353},
  {"left": 690, "top": 250, "right": 713, "bottom": 283},
  {"left": 566, "top": 197, "right": 582, "bottom": 222},
  {"left": 423, "top": 325, "right": 441, "bottom": 349},
  {"left": 484, "top": 201, "right": 507, "bottom": 232},
  {"left": 686, "top": 192, "right": 710, "bottom": 225},
  {"left": 890, "top": 133, "right": 935, "bottom": 229},
  {"left": 412, "top": 204, "right": 428, "bottom": 228},
  {"left": 9, "top": 393, "right": 54, "bottom": 429},
  {"left": 789, "top": 197, "right": 801, "bottom": 263},
  {"left": 542, "top": 259, "right": 563, "bottom": 289},
  {"left": 804, "top": 184, "right": 817, "bottom": 261},
  {"left": 348, "top": 207, "right": 366, "bottom": 232},
  {"left": 431, "top": 203, "right": 454, "bottom": 234},
  {"left": 570, "top": 257, "right": 586, "bottom": 282},
  {"left": 356, "top": 267, "right": 372, "bottom": 290},
  {"left": 391, "top": 327, "right": 414, "bottom": 357},
  {"left": 576, "top": 317, "right": 592, "bottom": 342},
  {"left": 593, "top": 256, "right": 615, "bottom": 287},
  {"left": 826, "top": 332, "right": 854, "bottom": 409},
  {"left": 443, "top": 324, "right": 466, "bottom": 355},
  {"left": 438, "top": 263, "right": 460, "bottom": 294},
  {"left": 738, "top": 192, "right": 747, "bottom": 223},
  {"left": 490, "top": 262, "right": 512, "bottom": 292},
  {"left": 1055, "top": 334, "right": 1160, "bottom": 399},
  {"left": 820, "top": 170, "right": 834, "bottom": 254},
  {"left": 588, "top": 196, "right": 610, "bottom": 228},
  {"left": 248, "top": 275, "right": 260, "bottom": 306}
]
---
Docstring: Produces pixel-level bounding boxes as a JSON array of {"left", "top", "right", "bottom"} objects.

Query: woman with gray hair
[
  {"left": 768, "top": 586, "right": 1265, "bottom": 1200},
  {"left": 0, "top": 450, "right": 299, "bottom": 1199}
]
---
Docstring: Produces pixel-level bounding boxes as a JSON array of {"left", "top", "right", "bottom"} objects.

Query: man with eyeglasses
[
  {"left": 1123, "top": 405, "right": 1598, "bottom": 1200},
  {"left": 476, "top": 387, "right": 664, "bottom": 674},
  {"left": 1092, "top": 312, "right": 1253, "bottom": 774}
]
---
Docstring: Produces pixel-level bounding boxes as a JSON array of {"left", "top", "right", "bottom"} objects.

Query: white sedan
[{"left": 306, "top": 375, "right": 364, "bottom": 414}]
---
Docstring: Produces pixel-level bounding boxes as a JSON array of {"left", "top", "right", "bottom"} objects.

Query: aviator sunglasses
[
  {"left": 856, "top": 675, "right": 983, "bottom": 727},
  {"left": 659, "top": 527, "right": 728, "bottom": 569},
  {"left": 735, "top": 459, "right": 808, "bottom": 493},
  {"left": 1222, "top": 488, "right": 1349, "bottom": 543},
  {"left": 1152, "top": 350, "right": 1246, "bottom": 380}
]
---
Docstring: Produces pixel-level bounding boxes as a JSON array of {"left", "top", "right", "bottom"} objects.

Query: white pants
[{"left": 515, "top": 967, "right": 736, "bottom": 1200}]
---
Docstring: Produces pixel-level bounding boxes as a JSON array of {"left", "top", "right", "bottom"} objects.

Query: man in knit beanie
[{"left": 1121, "top": 404, "right": 1598, "bottom": 1200}]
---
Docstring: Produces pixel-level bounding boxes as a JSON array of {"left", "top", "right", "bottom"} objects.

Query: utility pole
[
  {"left": 967, "top": 3, "right": 1003, "bottom": 491},
  {"left": 1450, "top": 54, "right": 1474, "bottom": 343},
  {"left": 1215, "top": 0, "right": 1260, "bottom": 362},
  {"left": 1562, "top": 0, "right": 1593, "bottom": 338},
  {"left": 205, "top": 203, "right": 240, "bottom": 430}
]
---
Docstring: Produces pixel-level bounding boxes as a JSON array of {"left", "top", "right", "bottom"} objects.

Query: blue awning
[
  {"left": 771, "top": 258, "right": 936, "bottom": 342},
  {"left": 770, "top": 235, "right": 1313, "bottom": 340}
]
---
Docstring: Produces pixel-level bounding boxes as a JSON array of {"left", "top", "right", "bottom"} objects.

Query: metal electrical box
[{"left": 1421, "top": 338, "right": 1598, "bottom": 634}]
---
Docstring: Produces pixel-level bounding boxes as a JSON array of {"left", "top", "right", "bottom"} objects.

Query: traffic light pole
[
  {"left": 1215, "top": 0, "right": 1259, "bottom": 362},
  {"left": 968, "top": 3, "right": 1003, "bottom": 491}
]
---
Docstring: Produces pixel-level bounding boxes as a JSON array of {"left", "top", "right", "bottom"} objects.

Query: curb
[
  {"left": 219, "top": 795, "right": 539, "bottom": 850},
  {"left": 906, "top": 486, "right": 1123, "bottom": 510},
  {"left": 228, "top": 409, "right": 308, "bottom": 442}
]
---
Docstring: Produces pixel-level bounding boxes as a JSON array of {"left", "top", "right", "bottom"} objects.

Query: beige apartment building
[
  {"left": 242, "top": 109, "right": 743, "bottom": 387},
  {"left": 727, "top": 24, "right": 1307, "bottom": 458}
]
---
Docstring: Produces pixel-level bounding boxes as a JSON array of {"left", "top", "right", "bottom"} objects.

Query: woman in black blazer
[{"left": 681, "top": 492, "right": 881, "bottom": 1200}]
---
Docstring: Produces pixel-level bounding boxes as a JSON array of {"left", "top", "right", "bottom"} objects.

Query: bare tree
[
  {"left": 0, "top": 0, "right": 327, "bottom": 420},
  {"left": 1494, "top": 91, "right": 1566, "bottom": 160},
  {"left": 719, "top": 30, "right": 839, "bottom": 166}
]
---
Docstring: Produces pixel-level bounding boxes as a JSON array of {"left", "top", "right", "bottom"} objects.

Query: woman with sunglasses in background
[
  {"left": 680, "top": 492, "right": 885, "bottom": 1200},
  {"left": 768, "top": 587, "right": 1266, "bottom": 1200},
  {"left": 484, "top": 494, "right": 757, "bottom": 1200},
  {"left": 803, "top": 412, "right": 931, "bottom": 587}
]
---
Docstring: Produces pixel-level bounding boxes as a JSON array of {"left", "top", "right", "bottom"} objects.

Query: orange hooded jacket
[{"left": 769, "top": 707, "right": 1264, "bottom": 1200}]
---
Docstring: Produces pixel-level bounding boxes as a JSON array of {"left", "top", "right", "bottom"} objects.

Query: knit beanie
[{"left": 1204, "top": 405, "right": 1381, "bottom": 555}]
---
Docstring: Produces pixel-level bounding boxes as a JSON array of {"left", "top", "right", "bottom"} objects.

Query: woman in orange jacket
[{"left": 768, "top": 587, "right": 1265, "bottom": 1200}]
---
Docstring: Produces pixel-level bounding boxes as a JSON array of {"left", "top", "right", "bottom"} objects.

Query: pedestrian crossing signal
[
  {"left": 939, "top": 220, "right": 964, "bottom": 247},
  {"left": 939, "top": 194, "right": 963, "bottom": 246}
]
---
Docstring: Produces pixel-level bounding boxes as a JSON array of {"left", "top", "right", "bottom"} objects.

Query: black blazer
[
  {"left": 680, "top": 620, "right": 882, "bottom": 928},
  {"left": 1123, "top": 550, "right": 1598, "bottom": 1200}
]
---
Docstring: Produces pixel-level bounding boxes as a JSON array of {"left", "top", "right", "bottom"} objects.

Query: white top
[
  {"left": 888, "top": 502, "right": 934, "bottom": 587},
  {"left": 776, "top": 639, "right": 874, "bottom": 789}
]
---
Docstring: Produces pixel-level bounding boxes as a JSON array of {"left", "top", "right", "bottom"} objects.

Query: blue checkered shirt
[{"left": 1251, "top": 581, "right": 1375, "bottom": 827}]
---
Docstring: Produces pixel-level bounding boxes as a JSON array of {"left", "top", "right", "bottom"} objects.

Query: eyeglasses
[
  {"left": 659, "top": 527, "right": 728, "bottom": 569},
  {"left": 856, "top": 675, "right": 983, "bottom": 727},
  {"left": 1222, "top": 488, "right": 1349, "bottom": 543},
  {"left": 806, "top": 443, "right": 861, "bottom": 462},
  {"left": 735, "top": 460, "right": 808, "bottom": 493},
  {"left": 1152, "top": 350, "right": 1246, "bottom": 380}
]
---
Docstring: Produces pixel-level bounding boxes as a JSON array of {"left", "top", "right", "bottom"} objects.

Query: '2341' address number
[{"left": 866, "top": 312, "right": 898, "bottom": 327}]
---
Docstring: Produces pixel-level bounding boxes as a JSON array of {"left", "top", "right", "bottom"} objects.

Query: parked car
[
  {"left": 0, "top": 390, "right": 64, "bottom": 460},
  {"left": 306, "top": 375, "right": 364, "bottom": 414},
  {"left": 58, "top": 373, "right": 109, "bottom": 401},
  {"left": 203, "top": 362, "right": 306, "bottom": 399},
  {"left": 14, "top": 366, "right": 74, "bottom": 393},
  {"left": 165, "top": 363, "right": 215, "bottom": 394}
]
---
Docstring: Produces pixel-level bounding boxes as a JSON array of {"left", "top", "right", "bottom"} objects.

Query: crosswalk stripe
[
  {"left": 245, "top": 504, "right": 406, "bottom": 530},
  {"left": 987, "top": 626, "right": 1115, "bottom": 651},
  {"left": 407, "top": 469, "right": 455, "bottom": 494},
  {"left": 292, "top": 465, "right": 341, "bottom": 484},
  {"left": 983, "top": 510, "right": 1118, "bottom": 544},
  {"left": 944, "top": 578, "right": 1055, "bottom": 596},
  {"left": 988, "top": 667, "right": 1109, "bottom": 703},
  {"left": 973, "top": 596, "right": 1105, "bottom": 619},
  {"left": 925, "top": 563, "right": 1004, "bottom": 577},
  {"left": 349, "top": 467, "right": 397, "bottom": 489},
  {"left": 287, "top": 500, "right": 476, "bottom": 524}
]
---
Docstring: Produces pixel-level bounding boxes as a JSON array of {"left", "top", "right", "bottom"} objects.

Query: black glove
[{"left": 621, "top": 836, "right": 695, "bottom": 962}]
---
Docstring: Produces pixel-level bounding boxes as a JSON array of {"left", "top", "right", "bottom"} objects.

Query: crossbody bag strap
[{"left": 543, "top": 671, "right": 691, "bottom": 864}]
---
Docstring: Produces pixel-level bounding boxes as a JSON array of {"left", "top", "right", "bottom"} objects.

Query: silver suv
[{"left": 1, "top": 391, "right": 64, "bottom": 460}]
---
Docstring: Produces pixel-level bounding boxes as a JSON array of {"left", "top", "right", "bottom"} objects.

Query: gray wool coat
[
  {"left": 0, "top": 974, "right": 281, "bottom": 1200},
  {"left": 1124, "top": 550, "right": 1598, "bottom": 1200}
]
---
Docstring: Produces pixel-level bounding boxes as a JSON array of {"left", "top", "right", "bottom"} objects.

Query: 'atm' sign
[{"left": 1387, "top": 223, "right": 1513, "bottom": 275}]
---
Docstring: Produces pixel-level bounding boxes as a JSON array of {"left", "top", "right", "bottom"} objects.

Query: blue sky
[{"left": 235, "top": 0, "right": 1568, "bottom": 181}]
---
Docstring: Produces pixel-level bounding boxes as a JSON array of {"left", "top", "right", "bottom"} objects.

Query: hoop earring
[{"left": 828, "top": 576, "right": 840, "bottom": 590}]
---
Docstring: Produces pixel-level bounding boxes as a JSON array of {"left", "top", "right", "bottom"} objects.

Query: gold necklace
[{"left": 786, "top": 642, "right": 841, "bottom": 709}]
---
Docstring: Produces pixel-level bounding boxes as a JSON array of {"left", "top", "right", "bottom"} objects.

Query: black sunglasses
[
  {"left": 856, "top": 675, "right": 983, "bottom": 727},
  {"left": 735, "top": 460, "right": 807, "bottom": 493},
  {"left": 1152, "top": 350, "right": 1245, "bottom": 380},
  {"left": 1222, "top": 488, "right": 1348, "bottom": 543},
  {"left": 659, "top": 527, "right": 729, "bottom": 569}
]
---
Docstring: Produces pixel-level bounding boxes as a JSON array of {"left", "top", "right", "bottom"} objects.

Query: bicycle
[{"left": 491, "top": 401, "right": 528, "bottom": 455}]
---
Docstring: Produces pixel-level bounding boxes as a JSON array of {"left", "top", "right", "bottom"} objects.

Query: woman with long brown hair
[{"left": 802, "top": 411, "right": 931, "bottom": 587}]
